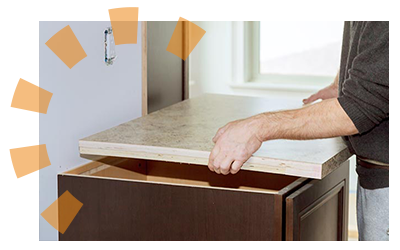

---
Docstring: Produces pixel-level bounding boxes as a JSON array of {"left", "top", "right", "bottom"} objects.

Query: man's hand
[
  {"left": 303, "top": 72, "right": 339, "bottom": 104},
  {"left": 208, "top": 117, "right": 263, "bottom": 175}
]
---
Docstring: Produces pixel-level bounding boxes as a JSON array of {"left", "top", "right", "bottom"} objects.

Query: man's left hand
[{"left": 208, "top": 117, "right": 263, "bottom": 175}]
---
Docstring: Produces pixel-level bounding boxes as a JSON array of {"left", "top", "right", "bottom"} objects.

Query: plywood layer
[{"left": 80, "top": 94, "right": 351, "bottom": 179}]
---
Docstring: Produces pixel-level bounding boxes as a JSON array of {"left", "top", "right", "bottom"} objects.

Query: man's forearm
[
  {"left": 208, "top": 98, "right": 359, "bottom": 174},
  {"left": 254, "top": 98, "right": 358, "bottom": 141}
]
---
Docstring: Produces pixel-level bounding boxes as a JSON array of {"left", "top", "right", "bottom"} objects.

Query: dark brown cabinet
[{"left": 58, "top": 158, "right": 349, "bottom": 241}]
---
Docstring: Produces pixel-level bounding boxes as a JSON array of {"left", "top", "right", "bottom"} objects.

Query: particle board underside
[{"left": 80, "top": 94, "right": 351, "bottom": 179}]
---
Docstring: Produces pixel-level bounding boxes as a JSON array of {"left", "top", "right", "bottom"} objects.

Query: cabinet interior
[{"left": 64, "top": 157, "right": 300, "bottom": 193}]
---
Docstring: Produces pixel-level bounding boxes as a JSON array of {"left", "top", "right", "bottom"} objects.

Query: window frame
[{"left": 243, "top": 21, "right": 336, "bottom": 87}]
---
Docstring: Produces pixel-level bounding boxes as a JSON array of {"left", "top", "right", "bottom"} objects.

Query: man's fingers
[
  {"left": 212, "top": 123, "right": 230, "bottom": 143},
  {"left": 212, "top": 154, "right": 222, "bottom": 174},
  {"left": 208, "top": 146, "right": 220, "bottom": 172},
  {"left": 220, "top": 157, "right": 234, "bottom": 175},
  {"left": 212, "top": 128, "right": 224, "bottom": 143},
  {"left": 303, "top": 93, "right": 319, "bottom": 104},
  {"left": 230, "top": 160, "right": 244, "bottom": 174},
  {"left": 207, "top": 158, "right": 214, "bottom": 172},
  {"left": 304, "top": 85, "right": 338, "bottom": 105},
  {"left": 212, "top": 133, "right": 221, "bottom": 143}
]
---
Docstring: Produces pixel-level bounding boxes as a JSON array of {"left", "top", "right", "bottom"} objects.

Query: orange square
[
  {"left": 41, "top": 190, "right": 83, "bottom": 234},
  {"left": 11, "top": 79, "right": 53, "bottom": 114},
  {"left": 108, "top": 7, "right": 139, "bottom": 21},
  {"left": 45, "top": 25, "right": 87, "bottom": 69},
  {"left": 10, "top": 144, "right": 51, "bottom": 178},
  {"left": 109, "top": 7, "right": 139, "bottom": 45},
  {"left": 166, "top": 17, "right": 206, "bottom": 60},
  {"left": 111, "top": 21, "right": 138, "bottom": 45}
]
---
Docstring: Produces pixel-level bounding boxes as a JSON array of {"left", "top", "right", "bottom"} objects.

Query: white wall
[
  {"left": 189, "top": 21, "right": 234, "bottom": 97},
  {"left": 39, "top": 21, "right": 142, "bottom": 240}
]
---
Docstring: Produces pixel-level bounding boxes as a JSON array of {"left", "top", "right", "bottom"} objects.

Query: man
[{"left": 208, "top": 21, "right": 389, "bottom": 241}]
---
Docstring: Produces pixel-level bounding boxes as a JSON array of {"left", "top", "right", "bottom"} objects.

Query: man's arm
[
  {"left": 208, "top": 98, "right": 358, "bottom": 175},
  {"left": 253, "top": 98, "right": 358, "bottom": 141}
]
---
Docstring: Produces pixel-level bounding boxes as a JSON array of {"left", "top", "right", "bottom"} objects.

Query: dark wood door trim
[
  {"left": 285, "top": 161, "right": 349, "bottom": 241},
  {"left": 296, "top": 181, "right": 345, "bottom": 240}
]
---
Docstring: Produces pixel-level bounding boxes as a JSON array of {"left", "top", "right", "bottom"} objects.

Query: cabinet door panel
[{"left": 286, "top": 161, "right": 349, "bottom": 241}]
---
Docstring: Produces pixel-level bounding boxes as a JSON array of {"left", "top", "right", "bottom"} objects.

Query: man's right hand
[{"left": 303, "top": 72, "right": 339, "bottom": 104}]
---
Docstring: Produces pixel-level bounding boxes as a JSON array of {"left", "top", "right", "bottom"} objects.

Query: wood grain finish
[
  {"left": 58, "top": 158, "right": 349, "bottom": 241},
  {"left": 80, "top": 94, "right": 351, "bottom": 179},
  {"left": 146, "top": 21, "right": 186, "bottom": 113},
  {"left": 286, "top": 161, "right": 349, "bottom": 241},
  {"left": 59, "top": 158, "right": 351, "bottom": 241},
  {"left": 59, "top": 175, "right": 278, "bottom": 240}
]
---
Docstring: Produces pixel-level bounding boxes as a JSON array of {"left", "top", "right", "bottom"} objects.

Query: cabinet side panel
[
  {"left": 147, "top": 21, "right": 184, "bottom": 113},
  {"left": 58, "top": 175, "right": 277, "bottom": 241}
]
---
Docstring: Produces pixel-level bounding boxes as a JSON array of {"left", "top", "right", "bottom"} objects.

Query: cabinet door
[{"left": 286, "top": 161, "right": 349, "bottom": 241}]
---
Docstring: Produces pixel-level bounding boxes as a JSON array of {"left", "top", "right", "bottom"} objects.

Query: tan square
[
  {"left": 109, "top": 7, "right": 139, "bottom": 45},
  {"left": 45, "top": 25, "right": 87, "bottom": 69},
  {"left": 41, "top": 190, "right": 83, "bottom": 234},
  {"left": 166, "top": 17, "right": 206, "bottom": 61}
]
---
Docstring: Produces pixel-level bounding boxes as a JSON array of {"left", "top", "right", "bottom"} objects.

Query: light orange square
[
  {"left": 45, "top": 25, "right": 87, "bottom": 69},
  {"left": 11, "top": 79, "right": 53, "bottom": 114},
  {"left": 111, "top": 21, "right": 138, "bottom": 45},
  {"left": 109, "top": 7, "right": 139, "bottom": 45},
  {"left": 108, "top": 7, "right": 139, "bottom": 21},
  {"left": 10, "top": 144, "right": 51, "bottom": 178},
  {"left": 166, "top": 17, "right": 206, "bottom": 60},
  {"left": 41, "top": 190, "right": 83, "bottom": 234}
]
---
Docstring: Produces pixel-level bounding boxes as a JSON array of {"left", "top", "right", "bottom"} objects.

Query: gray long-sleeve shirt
[{"left": 338, "top": 21, "right": 389, "bottom": 189}]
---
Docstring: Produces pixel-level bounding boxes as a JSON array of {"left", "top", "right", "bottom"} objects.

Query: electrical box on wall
[{"left": 104, "top": 27, "right": 116, "bottom": 66}]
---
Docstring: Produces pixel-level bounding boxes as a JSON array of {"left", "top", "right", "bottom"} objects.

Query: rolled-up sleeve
[{"left": 338, "top": 21, "right": 389, "bottom": 134}]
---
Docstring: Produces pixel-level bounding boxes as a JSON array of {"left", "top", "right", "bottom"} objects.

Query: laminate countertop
[{"left": 79, "top": 94, "right": 352, "bottom": 179}]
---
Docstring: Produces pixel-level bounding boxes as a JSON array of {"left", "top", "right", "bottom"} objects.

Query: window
[{"left": 245, "top": 21, "right": 344, "bottom": 87}]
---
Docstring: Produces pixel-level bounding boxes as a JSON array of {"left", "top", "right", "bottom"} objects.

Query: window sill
[{"left": 230, "top": 82, "right": 321, "bottom": 93}]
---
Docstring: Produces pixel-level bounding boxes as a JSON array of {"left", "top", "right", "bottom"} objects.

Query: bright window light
[{"left": 259, "top": 21, "right": 344, "bottom": 77}]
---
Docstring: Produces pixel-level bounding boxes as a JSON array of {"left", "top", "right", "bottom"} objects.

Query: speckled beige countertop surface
[{"left": 80, "top": 94, "right": 351, "bottom": 179}]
